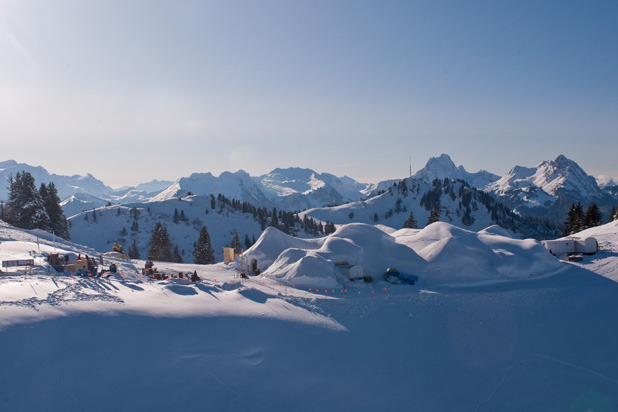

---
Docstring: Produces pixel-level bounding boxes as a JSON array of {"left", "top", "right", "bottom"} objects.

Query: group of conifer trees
[
  {"left": 562, "top": 202, "right": 607, "bottom": 236},
  {"left": 147, "top": 223, "right": 216, "bottom": 264},
  {"left": 2, "top": 171, "right": 70, "bottom": 239}
]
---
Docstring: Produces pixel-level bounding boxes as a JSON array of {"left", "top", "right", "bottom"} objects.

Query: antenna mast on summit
[{"left": 409, "top": 156, "right": 412, "bottom": 178}]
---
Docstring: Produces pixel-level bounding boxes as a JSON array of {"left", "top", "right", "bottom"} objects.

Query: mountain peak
[
  {"left": 487, "top": 155, "right": 611, "bottom": 221},
  {"left": 413, "top": 154, "right": 498, "bottom": 188},
  {"left": 0, "top": 160, "right": 18, "bottom": 169}
]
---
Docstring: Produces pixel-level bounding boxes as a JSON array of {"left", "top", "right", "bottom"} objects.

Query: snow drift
[{"left": 246, "top": 222, "right": 562, "bottom": 288}]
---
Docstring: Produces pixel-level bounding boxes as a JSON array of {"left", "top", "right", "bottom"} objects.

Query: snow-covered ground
[
  {"left": 1, "top": 220, "right": 617, "bottom": 410},
  {"left": 563, "top": 220, "right": 618, "bottom": 283}
]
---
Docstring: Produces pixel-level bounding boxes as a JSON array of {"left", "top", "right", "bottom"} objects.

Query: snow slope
[
  {"left": 1, "top": 220, "right": 617, "bottom": 411},
  {"left": 563, "top": 219, "right": 618, "bottom": 282},
  {"left": 69, "top": 195, "right": 269, "bottom": 262},
  {"left": 302, "top": 178, "right": 555, "bottom": 239}
]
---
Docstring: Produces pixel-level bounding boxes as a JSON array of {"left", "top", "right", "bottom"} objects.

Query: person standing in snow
[{"left": 191, "top": 271, "right": 200, "bottom": 282}]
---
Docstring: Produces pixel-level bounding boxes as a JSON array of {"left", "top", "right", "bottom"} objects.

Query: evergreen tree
[
  {"left": 244, "top": 234, "right": 252, "bottom": 249},
  {"left": 230, "top": 232, "right": 242, "bottom": 254},
  {"left": 173, "top": 208, "right": 180, "bottom": 224},
  {"left": 583, "top": 203, "right": 603, "bottom": 229},
  {"left": 427, "top": 207, "right": 440, "bottom": 226},
  {"left": 563, "top": 202, "right": 584, "bottom": 235},
  {"left": 324, "top": 221, "right": 336, "bottom": 235},
  {"left": 128, "top": 239, "right": 140, "bottom": 259},
  {"left": 147, "top": 222, "right": 174, "bottom": 262},
  {"left": 4, "top": 172, "right": 50, "bottom": 230},
  {"left": 270, "top": 210, "right": 279, "bottom": 228},
  {"left": 39, "top": 183, "right": 48, "bottom": 205},
  {"left": 173, "top": 245, "right": 182, "bottom": 263},
  {"left": 611, "top": 206, "right": 617, "bottom": 222},
  {"left": 402, "top": 210, "right": 418, "bottom": 229},
  {"left": 193, "top": 226, "right": 215, "bottom": 264},
  {"left": 40, "top": 182, "right": 70, "bottom": 239}
]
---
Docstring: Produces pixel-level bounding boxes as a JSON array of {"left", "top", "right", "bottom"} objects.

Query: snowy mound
[
  {"left": 326, "top": 224, "right": 425, "bottom": 276},
  {"left": 478, "top": 224, "right": 515, "bottom": 238},
  {"left": 250, "top": 223, "right": 427, "bottom": 288},
  {"left": 396, "top": 222, "right": 563, "bottom": 284},
  {"left": 262, "top": 249, "right": 341, "bottom": 289},
  {"left": 248, "top": 222, "right": 565, "bottom": 288},
  {"left": 245, "top": 227, "right": 322, "bottom": 271}
]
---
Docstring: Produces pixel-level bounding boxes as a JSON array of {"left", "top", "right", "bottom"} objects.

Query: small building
[
  {"left": 542, "top": 236, "right": 598, "bottom": 256},
  {"left": 223, "top": 247, "right": 242, "bottom": 264}
]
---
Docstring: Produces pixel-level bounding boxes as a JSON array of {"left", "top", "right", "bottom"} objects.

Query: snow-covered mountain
[
  {"left": 303, "top": 177, "right": 557, "bottom": 239},
  {"left": 151, "top": 170, "right": 274, "bottom": 207},
  {"left": 486, "top": 155, "right": 616, "bottom": 222},
  {"left": 4, "top": 156, "right": 617, "bottom": 232},
  {"left": 596, "top": 175, "right": 618, "bottom": 188},
  {"left": 0, "top": 160, "right": 175, "bottom": 215},
  {"left": 61, "top": 193, "right": 113, "bottom": 218},
  {"left": 412, "top": 154, "right": 500, "bottom": 188},
  {"left": 152, "top": 168, "right": 378, "bottom": 211},
  {"left": 255, "top": 168, "right": 373, "bottom": 210},
  {"left": 0, "top": 160, "right": 113, "bottom": 201}
]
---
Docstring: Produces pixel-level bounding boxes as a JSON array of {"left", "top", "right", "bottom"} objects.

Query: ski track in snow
[
  {"left": 476, "top": 353, "right": 618, "bottom": 411},
  {"left": 0, "top": 276, "right": 124, "bottom": 310}
]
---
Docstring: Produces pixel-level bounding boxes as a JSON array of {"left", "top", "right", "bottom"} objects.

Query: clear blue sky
[{"left": 1, "top": 0, "right": 617, "bottom": 187}]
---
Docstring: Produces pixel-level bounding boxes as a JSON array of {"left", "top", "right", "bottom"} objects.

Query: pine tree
[
  {"left": 402, "top": 210, "right": 418, "bottom": 229},
  {"left": 173, "top": 245, "right": 182, "bottom": 263},
  {"left": 611, "top": 206, "right": 617, "bottom": 222},
  {"left": 427, "top": 207, "right": 440, "bottom": 226},
  {"left": 583, "top": 203, "right": 603, "bottom": 229},
  {"left": 563, "top": 202, "right": 584, "bottom": 235},
  {"left": 173, "top": 208, "right": 180, "bottom": 224},
  {"left": 194, "top": 226, "right": 215, "bottom": 264},
  {"left": 147, "top": 222, "right": 174, "bottom": 262},
  {"left": 230, "top": 232, "right": 242, "bottom": 254},
  {"left": 244, "top": 234, "right": 252, "bottom": 249},
  {"left": 4, "top": 172, "right": 50, "bottom": 230},
  {"left": 270, "top": 211, "right": 279, "bottom": 228},
  {"left": 40, "top": 182, "right": 70, "bottom": 239},
  {"left": 128, "top": 239, "right": 140, "bottom": 259}
]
